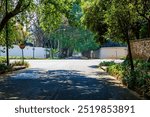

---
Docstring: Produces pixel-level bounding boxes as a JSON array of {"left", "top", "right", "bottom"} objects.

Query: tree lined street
[{"left": 0, "top": 0, "right": 149, "bottom": 99}]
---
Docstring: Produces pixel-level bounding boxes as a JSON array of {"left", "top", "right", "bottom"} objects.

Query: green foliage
[
  {"left": 99, "top": 61, "right": 116, "bottom": 66},
  {"left": 133, "top": 60, "right": 150, "bottom": 86},
  {"left": 11, "top": 61, "right": 29, "bottom": 68},
  {"left": 80, "top": 0, "right": 150, "bottom": 42},
  {"left": 67, "top": 3, "right": 82, "bottom": 27},
  {"left": 0, "top": 22, "right": 15, "bottom": 46},
  {"left": 104, "top": 0, "right": 138, "bottom": 41},
  {"left": 0, "top": 57, "right": 6, "bottom": 63},
  {"left": 36, "top": 0, "right": 100, "bottom": 56},
  {"left": 0, "top": 56, "right": 11, "bottom": 73},
  {"left": 140, "top": 21, "right": 149, "bottom": 38},
  {"left": 0, "top": 64, "right": 10, "bottom": 73},
  {"left": 81, "top": 0, "right": 107, "bottom": 44},
  {"left": 1, "top": 0, "right": 150, "bottom": 60},
  {"left": 107, "top": 63, "right": 125, "bottom": 80},
  {"left": 106, "top": 60, "right": 150, "bottom": 97},
  {"left": 0, "top": 0, "right": 74, "bottom": 46},
  {"left": 38, "top": 0, "right": 74, "bottom": 32},
  {"left": 49, "top": 26, "right": 99, "bottom": 53},
  {"left": 0, "top": 15, "right": 30, "bottom": 46},
  {"left": 1, "top": 0, "right": 150, "bottom": 47},
  {"left": 0, "top": 60, "right": 29, "bottom": 74}
]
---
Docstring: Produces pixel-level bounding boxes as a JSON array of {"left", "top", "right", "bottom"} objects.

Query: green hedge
[
  {"left": 100, "top": 60, "right": 150, "bottom": 98},
  {"left": 99, "top": 61, "right": 116, "bottom": 66}
]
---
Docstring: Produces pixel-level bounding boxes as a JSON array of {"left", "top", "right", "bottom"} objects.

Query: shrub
[
  {"left": 99, "top": 61, "right": 116, "bottom": 66},
  {"left": 0, "top": 60, "right": 29, "bottom": 74},
  {"left": 0, "top": 64, "right": 11, "bottom": 73},
  {"left": 107, "top": 63, "right": 125, "bottom": 80},
  {"left": 0, "top": 64, "right": 8, "bottom": 71},
  {"left": 11, "top": 61, "right": 29, "bottom": 68},
  {"left": 0, "top": 57, "right": 6, "bottom": 63},
  {"left": 106, "top": 59, "right": 150, "bottom": 97}
]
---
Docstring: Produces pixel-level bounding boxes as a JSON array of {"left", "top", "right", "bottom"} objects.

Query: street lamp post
[
  {"left": 33, "top": 47, "right": 35, "bottom": 59},
  {"left": 33, "top": 39, "right": 35, "bottom": 59}
]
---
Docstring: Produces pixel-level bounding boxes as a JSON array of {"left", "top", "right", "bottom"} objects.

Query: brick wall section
[{"left": 130, "top": 39, "right": 150, "bottom": 60}]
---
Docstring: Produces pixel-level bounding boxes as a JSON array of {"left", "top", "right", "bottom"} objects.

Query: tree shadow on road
[{"left": 0, "top": 69, "right": 140, "bottom": 100}]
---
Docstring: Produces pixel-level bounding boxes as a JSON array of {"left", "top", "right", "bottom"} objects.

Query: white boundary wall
[
  {"left": 0, "top": 46, "right": 127, "bottom": 59},
  {"left": 0, "top": 45, "right": 47, "bottom": 58},
  {"left": 99, "top": 47, "right": 128, "bottom": 59}
]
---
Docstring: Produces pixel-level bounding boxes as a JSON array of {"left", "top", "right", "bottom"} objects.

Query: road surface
[{"left": 0, "top": 59, "right": 140, "bottom": 100}]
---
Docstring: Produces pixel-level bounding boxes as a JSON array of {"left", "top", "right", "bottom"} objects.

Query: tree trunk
[
  {"left": 126, "top": 32, "right": 135, "bottom": 88},
  {"left": 59, "top": 48, "right": 68, "bottom": 58},
  {"left": 126, "top": 36, "right": 134, "bottom": 72},
  {"left": 69, "top": 48, "right": 73, "bottom": 57}
]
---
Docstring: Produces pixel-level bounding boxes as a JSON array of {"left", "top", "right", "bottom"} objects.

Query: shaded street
[{"left": 0, "top": 59, "right": 140, "bottom": 100}]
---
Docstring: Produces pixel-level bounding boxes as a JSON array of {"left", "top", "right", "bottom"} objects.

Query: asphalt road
[{"left": 0, "top": 59, "right": 141, "bottom": 100}]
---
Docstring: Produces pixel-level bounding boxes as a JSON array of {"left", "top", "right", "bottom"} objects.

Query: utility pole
[{"left": 5, "top": 0, "right": 9, "bottom": 66}]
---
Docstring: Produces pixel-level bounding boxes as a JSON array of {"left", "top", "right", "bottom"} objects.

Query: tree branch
[{"left": 0, "top": 0, "right": 31, "bottom": 32}]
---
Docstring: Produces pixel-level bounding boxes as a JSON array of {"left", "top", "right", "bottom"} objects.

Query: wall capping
[{"left": 130, "top": 38, "right": 150, "bottom": 42}]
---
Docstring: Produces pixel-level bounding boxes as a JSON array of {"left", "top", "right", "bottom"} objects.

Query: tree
[
  {"left": 0, "top": 0, "right": 31, "bottom": 32},
  {"left": 81, "top": 0, "right": 108, "bottom": 44},
  {"left": 28, "top": 0, "right": 75, "bottom": 49},
  {"left": 104, "top": 0, "right": 139, "bottom": 87},
  {"left": 81, "top": 0, "right": 138, "bottom": 87},
  {"left": 37, "top": 0, "right": 74, "bottom": 32},
  {"left": 0, "top": 0, "right": 33, "bottom": 65},
  {"left": 47, "top": 24, "right": 98, "bottom": 58},
  {"left": 132, "top": 0, "right": 150, "bottom": 37},
  {"left": 66, "top": 1, "right": 82, "bottom": 27}
]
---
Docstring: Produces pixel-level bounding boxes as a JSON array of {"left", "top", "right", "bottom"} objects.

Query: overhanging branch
[{"left": 0, "top": 0, "right": 31, "bottom": 32}]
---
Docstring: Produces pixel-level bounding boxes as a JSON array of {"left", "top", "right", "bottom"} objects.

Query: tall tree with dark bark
[
  {"left": 81, "top": 0, "right": 137, "bottom": 87},
  {"left": 105, "top": 0, "right": 136, "bottom": 74}
]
